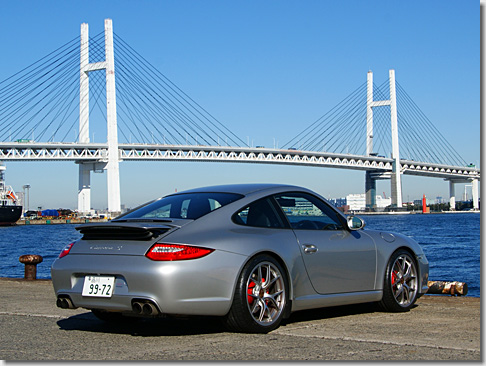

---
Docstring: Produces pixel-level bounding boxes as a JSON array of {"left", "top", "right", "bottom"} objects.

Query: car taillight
[
  {"left": 59, "top": 242, "right": 75, "bottom": 258},
  {"left": 146, "top": 243, "right": 214, "bottom": 261}
]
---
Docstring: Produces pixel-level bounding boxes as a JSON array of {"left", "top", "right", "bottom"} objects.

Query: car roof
[{"left": 170, "top": 183, "right": 304, "bottom": 196}]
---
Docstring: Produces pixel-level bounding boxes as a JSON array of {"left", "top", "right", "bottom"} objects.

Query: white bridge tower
[
  {"left": 77, "top": 19, "right": 121, "bottom": 216},
  {"left": 365, "top": 70, "right": 403, "bottom": 210}
]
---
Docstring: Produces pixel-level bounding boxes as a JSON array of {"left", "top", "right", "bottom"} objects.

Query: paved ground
[{"left": 0, "top": 278, "right": 480, "bottom": 361}]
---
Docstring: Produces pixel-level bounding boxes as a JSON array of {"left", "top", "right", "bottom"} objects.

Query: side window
[
  {"left": 233, "top": 198, "right": 285, "bottom": 228},
  {"left": 275, "top": 192, "right": 344, "bottom": 230}
]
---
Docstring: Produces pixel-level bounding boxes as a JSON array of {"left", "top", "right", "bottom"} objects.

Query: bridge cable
[
  {"left": 114, "top": 33, "right": 246, "bottom": 147},
  {"left": 396, "top": 82, "right": 466, "bottom": 166},
  {"left": 281, "top": 81, "right": 366, "bottom": 150},
  {"left": 114, "top": 41, "right": 220, "bottom": 145}
]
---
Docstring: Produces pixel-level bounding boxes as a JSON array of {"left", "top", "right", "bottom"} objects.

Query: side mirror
[{"left": 347, "top": 215, "right": 365, "bottom": 231}]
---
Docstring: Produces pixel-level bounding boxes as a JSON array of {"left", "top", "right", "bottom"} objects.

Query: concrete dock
[{"left": 0, "top": 278, "right": 480, "bottom": 361}]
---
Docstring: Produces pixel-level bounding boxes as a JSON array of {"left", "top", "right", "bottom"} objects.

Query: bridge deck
[{"left": 0, "top": 142, "right": 479, "bottom": 181}]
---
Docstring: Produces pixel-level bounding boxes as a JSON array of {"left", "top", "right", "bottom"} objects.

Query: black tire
[
  {"left": 379, "top": 249, "right": 419, "bottom": 312},
  {"left": 224, "top": 254, "right": 288, "bottom": 333}
]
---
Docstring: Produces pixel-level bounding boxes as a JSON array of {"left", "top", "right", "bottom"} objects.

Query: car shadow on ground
[
  {"left": 57, "top": 313, "right": 226, "bottom": 337},
  {"left": 57, "top": 302, "right": 414, "bottom": 337},
  {"left": 282, "top": 302, "right": 379, "bottom": 327}
]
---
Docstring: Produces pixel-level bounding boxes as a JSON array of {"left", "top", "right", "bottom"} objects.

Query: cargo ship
[{"left": 0, "top": 164, "right": 22, "bottom": 225}]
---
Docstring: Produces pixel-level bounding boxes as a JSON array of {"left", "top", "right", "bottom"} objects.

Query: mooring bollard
[
  {"left": 19, "top": 254, "right": 43, "bottom": 280},
  {"left": 427, "top": 280, "right": 468, "bottom": 296}
]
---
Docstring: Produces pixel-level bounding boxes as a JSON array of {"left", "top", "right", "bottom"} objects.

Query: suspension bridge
[{"left": 0, "top": 19, "right": 480, "bottom": 215}]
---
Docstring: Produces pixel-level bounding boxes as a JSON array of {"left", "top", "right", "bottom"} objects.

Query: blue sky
[{"left": 0, "top": 1, "right": 480, "bottom": 210}]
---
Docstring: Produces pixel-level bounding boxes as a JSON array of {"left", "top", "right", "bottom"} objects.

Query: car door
[{"left": 274, "top": 192, "right": 376, "bottom": 295}]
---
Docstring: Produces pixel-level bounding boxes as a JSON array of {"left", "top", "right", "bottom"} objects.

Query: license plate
[{"left": 82, "top": 275, "right": 115, "bottom": 297}]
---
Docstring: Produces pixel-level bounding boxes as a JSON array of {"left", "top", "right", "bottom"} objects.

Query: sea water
[{"left": 0, "top": 213, "right": 480, "bottom": 297}]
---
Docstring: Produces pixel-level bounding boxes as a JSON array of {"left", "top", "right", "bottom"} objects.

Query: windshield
[{"left": 117, "top": 192, "right": 244, "bottom": 221}]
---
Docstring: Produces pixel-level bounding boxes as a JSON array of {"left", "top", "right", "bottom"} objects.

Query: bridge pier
[
  {"left": 448, "top": 178, "right": 480, "bottom": 210},
  {"left": 449, "top": 180, "right": 456, "bottom": 210},
  {"left": 472, "top": 179, "right": 479, "bottom": 209},
  {"left": 77, "top": 163, "right": 91, "bottom": 214},
  {"left": 390, "top": 161, "right": 403, "bottom": 209},
  {"left": 365, "top": 171, "right": 376, "bottom": 211},
  {"left": 77, "top": 162, "right": 107, "bottom": 215}
]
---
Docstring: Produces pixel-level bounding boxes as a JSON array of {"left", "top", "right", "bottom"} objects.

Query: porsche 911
[{"left": 51, "top": 184, "right": 429, "bottom": 333}]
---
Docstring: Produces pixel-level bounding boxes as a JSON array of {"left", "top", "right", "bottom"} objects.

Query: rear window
[{"left": 118, "top": 192, "right": 244, "bottom": 220}]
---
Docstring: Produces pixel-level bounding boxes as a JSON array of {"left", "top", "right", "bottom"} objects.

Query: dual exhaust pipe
[
  {"left": 132, "top": 300, "right": 159, "bottom": 316},
  {"left": 56, "top": 295, "right": 160, "bottom": 316}
]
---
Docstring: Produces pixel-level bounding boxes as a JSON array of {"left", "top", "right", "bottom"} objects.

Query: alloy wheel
[
  {"left": 246, "top": 261, "right": 286, "bottom": 326},
  {"left": 390, "top": 253, "right": 418, "bottom": 307}
]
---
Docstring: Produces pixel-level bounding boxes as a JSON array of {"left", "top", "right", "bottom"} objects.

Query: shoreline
[
  {"left": 14, "top": 218, "right": 109, "bottom": 225},
  {"left": 353, "top": 210, "right": 480, "bottom": 215},
  {"left": 7, "top": 210, "right": 480, "bottom": 225}
]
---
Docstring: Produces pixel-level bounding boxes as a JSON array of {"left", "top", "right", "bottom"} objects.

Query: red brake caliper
[
  {"left": 247, "top": 280, "right": 256, "bottom": 304},
  {"left": 392, "top": 271, "right": 398, "bottom": 287},
  {"left": 247, "top": 278, "right": 265, "bottom": 304}
]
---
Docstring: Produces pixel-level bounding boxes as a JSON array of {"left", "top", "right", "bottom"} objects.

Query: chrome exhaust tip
[
  {"left": 132, "top": 302, "right": 143, "bottom": 314},
  {"left": 56, "top": 296, "right": 76, "bottom": 309},
  {"left": 56, "top": 297, "right": 68, "bottom": 309},
  {"left": 64, "top": 297, "right": 75, "bottom": 309},
  {"left": 132, "top": 300, "right": 160, "bottom": 316},
  {"left": 142, "top": 302, "right": 158, "bottom": 316}
]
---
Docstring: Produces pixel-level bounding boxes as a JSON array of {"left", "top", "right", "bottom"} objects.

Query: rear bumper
[{"left": 51, "top": 250, "right": 247, "bottom": 316}]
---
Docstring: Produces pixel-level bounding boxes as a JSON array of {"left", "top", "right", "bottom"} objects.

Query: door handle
[{"left": 302, "top": 244, "right": 318, "bottom": 254}]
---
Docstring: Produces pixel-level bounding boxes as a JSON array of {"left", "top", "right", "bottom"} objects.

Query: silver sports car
[{"left": 51, "top": 184, "right": 429, "bottom": 333}]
